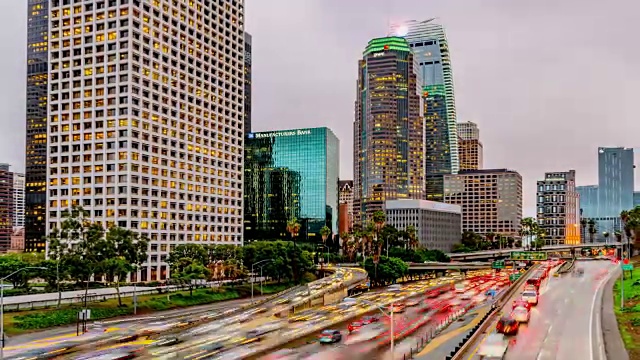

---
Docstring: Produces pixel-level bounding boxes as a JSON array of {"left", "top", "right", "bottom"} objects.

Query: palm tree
[
  {"left": 286, "top": 217, "right": 301, "bottom": 282},
  {"left": 580, "top": 218, "right": 588, "bottom": 243},
  {"left": 340, "top": 231, "right": 349, "bottom": 256},
  {"left": 319, "top": 225, "right": 331, "bottom": 265},
  {"left": 372, "top": 210, "right": 386, "bottom": 256},
  {"left": 587, "top": 219, "right": 596, "bottom": 243},
  {"left": 520, "top": 217, "right": 538, "bottom": 250},
  {"left": 603, "top": 231, "right": 610, "bottom": 244},
  {"left": 614, "top": 231, "right": 622, "bottom": 243},
  {"left": 406, "top": 225, "right": 418, "bottom": 250},
  {"left": 485, "top": 232, "right": 497, "bottom": 249}
]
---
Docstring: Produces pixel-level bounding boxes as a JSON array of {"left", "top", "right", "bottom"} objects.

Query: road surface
[{"left": 463, "top": 261, "right": 615, "bottom": 360}]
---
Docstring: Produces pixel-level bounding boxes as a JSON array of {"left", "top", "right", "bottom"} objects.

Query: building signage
[
  {"left": 373, "top": 52, "right": 385, "bottom": 57},
  {"left": 252, "top": 129, "right": 312, "bottom": 139}
]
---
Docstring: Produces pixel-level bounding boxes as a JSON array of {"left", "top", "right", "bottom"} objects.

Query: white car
[
  {"left": 478, "top": 333, "right": 509, "bottom": 359},
  {"left": 521, "top": 290, "right": 538, "bottom": 305},
  {"left": 511, "top": 307, "right": 530, "bottom": 323}
]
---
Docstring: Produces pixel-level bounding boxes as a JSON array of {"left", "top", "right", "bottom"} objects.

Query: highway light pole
[
  {"left": 352, "top": 296, "right": 399, "bottom": 359},
  {"left": 1, "top": 267, "right": 46, "bottom": 360},
  {"left": 251, "top": 259, "right": 273, "bottom": 302}
]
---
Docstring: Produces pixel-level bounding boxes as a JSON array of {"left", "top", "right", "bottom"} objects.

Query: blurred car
[
  {"left": 319, "top": 330, "right": 342, "bottom": 344},
  {"left": 348, "top": 321, "right": 363, "bottom": 333},
  {"left": 523, "top": 284, "right": 539, "bottom": 294},
  {"left": 391, "top": 304, "right": 405, "bottom": 313},
  {"left": 478, "top": 333, "right": 509, "bottom": 359},
  {"left": 361, "top": 316, "right": 379, "bottom": 325},
  {"left": 438, "top": 304, "right": 454, "bottom": 313},
  {"left": 404, "top": 299, "right": 420, "bottom": 307},
  {"left": 511, "top": 307, "right": 530, "bottom": 323},
  {"left": 521, "top": 290, "right": 539, "bottom": 305},
  {"left": 496, "top": 316, "right": 519, "bottom": 336},
  {"left": 512, "top": 299, "right": 532, "bottom": 311}
]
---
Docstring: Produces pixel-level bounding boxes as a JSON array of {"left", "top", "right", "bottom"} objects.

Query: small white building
[{"left": 385, "top": 199, "right": 462, "bottom": 252}]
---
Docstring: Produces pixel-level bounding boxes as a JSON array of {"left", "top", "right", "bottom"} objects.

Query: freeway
[
  {"left": 461, "top": 260, "right": 616, "bottom": 360},
  {"left": 253, "top": 270, "right": 510, "bottom": 360},
  {"left": 5, "top": 266, "right": 368, "bottom": 359}
]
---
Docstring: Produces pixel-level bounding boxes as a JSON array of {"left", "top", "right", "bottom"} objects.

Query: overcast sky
[{"left": 1, "top": 0, "right": 639, "bottom": 216}]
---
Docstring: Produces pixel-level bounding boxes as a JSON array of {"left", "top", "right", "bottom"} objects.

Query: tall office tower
[
  {"left": 423, "top": 85, "right": 450, "bottom": 201},
  {"left": 536, "top": 170, "right": 581, "bottom": 245},
  {"left": 391, "top": 20, "right": 459, "bottom": 174},
  {"left": 0, "top": 165, "right": 14, "bottom": 253},
  {"left": 457, "top": 121, "right": 479, "bottom": 140},
  {"left": 339, "top": 180, "right": 354, "bottom": 234},
  {"left": 577, "top": 147, "right": 634, "bottom": 241},
  {"left": 443, "top": 169, "right": 523, "bottom": 237},
  {"left": 457, "top": 121, "right": 483, "bottom": 171},
  {"left": 47, "top": 0, "right": 245, "bottom": 281},
  {"left": 353, "top": 36, "right": 424, "bottom": 224},
  {"left": 598, "top": 147, "right": 634, "bottom": 216},
  {"left": 243, "top": 32, "right": 252, "bottom": 135},
  {"left": 13, "top": 173, "right": 26, "bottom": 230},
  {"left": 244, "top": 128, "right": 339, "bottom": 242},
  {"left": 24, "top": 0, "right": 49, "bottom": 252}
]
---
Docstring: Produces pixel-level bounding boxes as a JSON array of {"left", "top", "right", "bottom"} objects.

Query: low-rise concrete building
[{"left": 385, "top": 199, "right": 462, "bottom": 252}]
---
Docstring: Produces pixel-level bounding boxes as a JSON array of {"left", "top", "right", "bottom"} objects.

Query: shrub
[{"left": 13, "top": 307, "right": 131, "bottom": 330}]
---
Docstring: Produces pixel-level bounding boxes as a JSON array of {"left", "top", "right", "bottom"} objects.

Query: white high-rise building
[
  {"left": 46, "top": 0, "right": 245, "bottom": 281},
  {"left": 13, "top": 173, "right": 25, "bottom": 230}
]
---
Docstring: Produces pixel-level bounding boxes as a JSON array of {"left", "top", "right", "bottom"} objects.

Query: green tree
[
  {"left": 286, "top": 218, "right": 302, "bottom": 282},
  {"left": 50, "top": 207, "right": 106, "bottom": 307},
  {"left": 174, "top": 262, "right": 211, "bottom": 296},
  {"left": 520, "top": 217, "right": 538, "bottom": 250},
  {"left": 168, "top": 244, "right": 208, "bottom": 273},
  {"left": 363, "top": 256, "right": 408, "bottom": 286},
  {"left": 97, "top": 227, "right": 148, "bottom": 306}
]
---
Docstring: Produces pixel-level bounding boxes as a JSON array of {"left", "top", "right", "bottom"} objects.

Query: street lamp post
[
  {"left": 251, "top": 259, "right": 273, "bottom": 302},
  {"left": 1, "top": 267, "right": 46, "bottom": 360},
  {"left": 351, "top": 293, "right": 400, "bottom": 360}
]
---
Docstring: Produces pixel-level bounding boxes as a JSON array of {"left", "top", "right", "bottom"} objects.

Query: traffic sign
[
  {"left": 492, "top": 260, "right": 505, "bottom": 269},
  {"left": 622, "top": 264, "right": 634, "bottom": 271},
  {"left": 509, "top": 273, "right": 521, "bottom": 282},
  {"left": 510, "top": 251, "right": 548, "bottom": 261}
]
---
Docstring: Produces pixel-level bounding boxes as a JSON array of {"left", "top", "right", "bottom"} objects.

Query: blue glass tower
[
  {"left": 391, "top": 20, "right": 459, "bottom": 175},
  {"left": 244, "top": 128, "right": 339, "bottom": 242}
]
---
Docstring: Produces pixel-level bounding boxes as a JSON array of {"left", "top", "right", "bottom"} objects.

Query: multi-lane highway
[
  {"left": 461, "top": 260, "right": 616, "bottom": 360},
  {"left": 4, "top": 266, "right": 367, "bottom": 360}
]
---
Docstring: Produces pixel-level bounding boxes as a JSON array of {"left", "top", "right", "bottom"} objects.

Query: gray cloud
[
  {"left": 246, "top": 0, "right": 640, "bottom": 215},
  {"left": 1, "top": 0, "right": 638, "bottom": 216}
]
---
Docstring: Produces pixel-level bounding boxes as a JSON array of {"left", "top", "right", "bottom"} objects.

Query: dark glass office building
[
  {"left": 24, "top": 0, "right": 49, "bottom": 252},
  {"left": 353, "top": 36, "right": 425, "bottom": 224},
  {"left": 244, "top": 127, "right": 339, "bottom": 242},
  {"left": 424, "top": 84, "right": 452, "bottom": 202}
]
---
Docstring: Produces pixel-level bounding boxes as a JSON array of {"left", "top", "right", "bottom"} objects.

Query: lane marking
[{"left": 589, "top": 263, "right": 617, "bottom": 360}]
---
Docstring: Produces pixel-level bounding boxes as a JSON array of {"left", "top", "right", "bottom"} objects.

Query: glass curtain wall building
[
  {"left": 577, "top": 147, "right": 634, "bottom": 241},
  {"left": 391, "top": 20, "right": 459, "bottom": 176},
  {"left": 353, "top": 37, "right": 424, "bottom": 225},
  {"left": 243, "top": 32, "right": 252, "bottom": 135},
  {"left": 24, "top": 0, "right": 49, "bottom": 252},
  {"left": 244, "top": 128, "right": 339, "bottom": 242},
  {"left": 423, "top": 84, "right": 450, "bottom": 201}
]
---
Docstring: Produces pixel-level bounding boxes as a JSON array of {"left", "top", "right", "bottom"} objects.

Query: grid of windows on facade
[
  {"left": 536, "top": 170, "right": 580, "bottom": 245},
  {"left": 0, "top": 168, "right": 14, "bottom": 253},
  {"left": 25, "top": 0, "right": 50, "bottom": 252},
  {"left": 386, "top": 208, "right": 461, "bottom": 252},
  {"left": 244, "top": 128, "right": 339, "bottom": 243},
  {"left": 443, "top": 170, "right": 523, "bottom": 237},
  {"left": 353, "top": 37, "right": 424, "bottom": 224},
  {"left": 47, "top": 0, "right": 245, "bottom": 281}
]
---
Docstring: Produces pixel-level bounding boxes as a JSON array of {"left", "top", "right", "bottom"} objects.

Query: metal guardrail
[{"left": 447, "top": 265, "right": 539, "bottom": 360}]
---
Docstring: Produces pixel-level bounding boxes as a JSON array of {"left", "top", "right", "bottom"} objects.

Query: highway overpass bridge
[
  {"left": 447, "top": 242, "right": 621, "bottom": 261},
  {"left": 329, "top": 261, "right": 493, "bottom": 271}
]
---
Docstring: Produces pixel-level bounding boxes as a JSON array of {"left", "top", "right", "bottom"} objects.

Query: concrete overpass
[
  {"left": 330, "top": 261, "right": 493, "bottom": 271},
  {"left": 447, "top": 242, "right": 620, "bottom": 261}
]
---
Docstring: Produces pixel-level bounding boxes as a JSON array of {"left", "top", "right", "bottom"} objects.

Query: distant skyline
[{"left": 2, "top": 0, "right": 640, "bottom": 216}]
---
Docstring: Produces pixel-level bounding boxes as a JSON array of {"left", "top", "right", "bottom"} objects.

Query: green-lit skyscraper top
[{"left": 363, "top": 36, "right": 411, "bottom": 55}]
